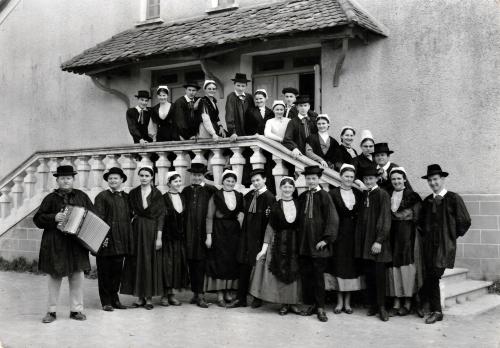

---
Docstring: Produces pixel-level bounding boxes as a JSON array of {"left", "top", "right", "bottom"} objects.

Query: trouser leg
[
  {"left": 428, "top": 267, "right": 445, "bottom": 312},
  {"left": 374, "top": 262, "right": 387, "bottom": 307},
  {"left": 188, "top": 259, "right": 205, "bottom": 295},
  {"left": 47, "top": 275, "right": 63, "bottom": 313},
  {"left": 69, "top": 271, "right": 84, "bottom": 312},
  {"left": 312, "top": 258, "right": 327, "bottom": 308},
  {"left": 109, "top": 256, "right": 125, "bottom": 304},
  {"left": 363, "top": 260, "right": 376, "bottom": 307},
  {"left": 237, "top": 263, "right": 252, "bottom": 303},
  {"left": 97, "top": 256, "right": 111, "bottom": 306},
  {"left": 299, "top": 257, "right": 315, "bottom": 306}
]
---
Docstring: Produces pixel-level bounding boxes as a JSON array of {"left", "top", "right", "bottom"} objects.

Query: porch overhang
[{"left": 61, "top": 0, "right": 387, "bottom": 76}]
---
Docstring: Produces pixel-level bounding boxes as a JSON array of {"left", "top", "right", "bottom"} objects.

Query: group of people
[{"left": 33, "top": 72, "right": 471, "bottom": 326}]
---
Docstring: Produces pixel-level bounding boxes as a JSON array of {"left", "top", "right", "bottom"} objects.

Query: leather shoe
[
  {"left": 144, "top": 303, "right": 154, "bottom": 310},
  {"left": 425, "top": 311, "right": 443, "bottom": 324},
  {"left": 300, "top": 305, "right": 316, "bottom": 316},
  {"left": 226, "top": 299, "right": 247, "bottom": 309},
  {"left": 251, "top": 298, "right": 263, "bottom": 308},
  {"left": 333, "top": 307, "right": 342, "bottom": 314},
  {"left": 168, "top": 297, "right": 182, "bottom": 306},
  {"left": 379, "top": 307, "right": 389, "bottom": 322},
  {"left": 190, "top": 296, "right": 198, "bottom": 305},
  {"left": 42, "top": 312, "right": 56, "bottom": 324},
  {"left": 416, "top": 306, "right": 425, "bottom": 318},
  {"left": 344, "top": 308, "right": 353, "bottom": 315},
  {"left": 366, "top": 306, "right": 378, "bottom": 316},
  {"left": 112, "top": 302, "right": 127, "bottom": 310},
  {"left": 196, "top": 298, "right": 209, "bottom": 309},
  {"left": 216, "top": 299, "right": 226, "bottom": 308},
  {"left": 278, "top": 305, "right": 289, "bottom": 315},
  {"left": 70, "top": 312, "right": 87, "bottom": 321},
  {"left": 317, "top": 308, "right": 328, "bottom": 322},
  {"left": 398, "top": 307, "right": 409, "bottom": 316},
  {"left": 102, "top": 305, "right": 114, "bottom": 312}
]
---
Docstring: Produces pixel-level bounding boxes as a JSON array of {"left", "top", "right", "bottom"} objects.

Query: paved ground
[{"left": 0, "top": 272, "right": 499, "bottom": 348}]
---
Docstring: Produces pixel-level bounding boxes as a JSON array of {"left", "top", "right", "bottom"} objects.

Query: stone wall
[{"left": 0, "top": 211, "right": 40, "bottom": 262}]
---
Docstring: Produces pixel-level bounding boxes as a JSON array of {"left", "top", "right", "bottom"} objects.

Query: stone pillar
[
  {"left": 0, "top": 185, "right": 12, "bottom": 219},
  {"left": 229, "top": 147, "right": 246, "bottom": 186},
  {"left": 209, "top": 149, "right": 226, "bottom": 185},
  {"left": 156, "top": 152, "right": 171, "bottom": 193},
  {"left": 172, "top": 151, "right": 190, "bottom": 186},
  {"left": 76, "top": 156, "right": 91, "bottom": 191},
  {"left": 250, "top": 145, "right": 266, "bottom": 169},
  {"left": 121, "top": 154, "right": 137, "bottom": 192},
  {"left": 90, "top": 155, "right": 105, "bottom": 194},
  {"left": 36, "top": 158, "right": 50, "bottom": 193},
  {"left": 272, "top": 155, "right": 289, "bottom": 198},
  {"left": 11, "top": 175, "right": 25, "bottom": 209},
  {"left": 23, "top": 165, "right": 38, "bottom": 200}
]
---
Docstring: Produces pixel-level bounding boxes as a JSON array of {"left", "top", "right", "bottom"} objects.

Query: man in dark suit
[
  {"left": 373, "top": 143, "right": 401, "bottom": 192},
  {"left": 282, "top": 95, "right": 318, "bottom": 158},
  {"left": 171, "top": 81, "right": 201, "bottom": 140},
  {"left": 282, "top": 87, "right": 318, "bottom": 119},
  {"left": 225, "top": 73, "right": 254, "bottom": 139},
  {"left": 126, "top": 90, "right": 153, "bottom": 144}
]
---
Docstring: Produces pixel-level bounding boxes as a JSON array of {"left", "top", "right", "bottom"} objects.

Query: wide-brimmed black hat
[
  {"left": 249, "top": 168, "right": 266, "bottom": 179},
  {"left": 360, "top": 165, "right": 379, "bottom": 178},
  {"left": 53, "top": 165, "right": 77, "bottom": 177},
  {"left": 187, "top": 163, "right": 207, "bottom": 174},
  {"left": 231, "top": 73, "right": 251, "bottom": 83},
  {"left": 183, "top": 81, "right": 201, "bottom": 90},
  {"left": 295, "top": 94, "right": 311, "bottom": 105},
  {"left": 372, "top": 143, "right": 394, "bottom": 155},
  {"left": 302, "top": 165, "right": 323, "bottom": 176},
  {"left": 103, "top": 167, "right": 127, "bottom": 182},
  {"left": 135, "top": 90, "right": 151, "bottom": 99},
  {"left": 282, "top": 87, "right": 299, "bottom": 95},
  {"left": 421, "top": 164, "right": 449, "bottom": 179}
]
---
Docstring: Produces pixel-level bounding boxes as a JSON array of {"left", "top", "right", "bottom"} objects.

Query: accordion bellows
[{"left": 57, "top": 205, "right": 110, "bottom": 254}]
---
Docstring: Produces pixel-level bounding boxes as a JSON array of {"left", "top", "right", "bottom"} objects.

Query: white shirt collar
[
  {"left": 308, "top": 185, "right": 322, "bottom": 192},
  {"left": 136, "top": 106, "right": 145, "bottom": 113},
  {"left": 377, "top": 161, "right": 391, "bottom": 171},
  {"left": 254, "top": 185, "right": 268, "bottom": 194},
  {"left": 369, "top": 184, "right": 379, "bottom": 192},
  {"left": 235, "top": 91, "right": 246, "bottom": 97},
  {"left": 298, "top": 113, "right": 308, "bottom": 120},
  {"left": 319, "top": 131, "right": 330, "bottom": 142},
  {"left": 433, "top": 188, "right": 447, "bottom": 198},
  {"left": 185, "top": 95, "right": 194, "bottom": 102},
  {"left": 108, "top": 188, "right": 123, "bottom": 193}
]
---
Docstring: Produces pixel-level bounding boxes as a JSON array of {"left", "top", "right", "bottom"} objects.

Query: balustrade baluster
[
  {"left": 209, "top": 149, "right": 225, "bottom": 185},
  {"left": 272, "top": 156, "right": 288, "bottom": 198},
  {"left": 11, "top": 175, "right": 24, "bottom": 209},
  {"left": 36, "top": 158, "right": 50, "bottom": 193},
  {"left": 23, "top": 165, "right": 38, "bottom": 200},
  {"left": 191, "top": 149, "right": 207, "bottom": 166},
  {"left": 76, "top": 156, "right": 91, "bottom": 191},
  {"left": 121, "top": 154, "right": 137, "bottom": 192},
  {"left": 105, "top": 154, "right": 120, "bottom": 170},
  {"left": 90, "top": 155, "right": 105, "bottom": 193},
  {"left": 0, "top": 185, "right": 12, "bottom": 219},
  {"left": 156, "top": 152, "right": 171, "bottom": 193},
  {"left": 229, "top": 147, "right": 245, "bottom": 186},
  {"left": 48, "top": 157, "right": 60, "bottom": 190},
  {"left": 172, "top": 151, "right": 190, "bottom": 186},
  {"left": 250, "top": 145, "right": 266, "bottom": 169}
]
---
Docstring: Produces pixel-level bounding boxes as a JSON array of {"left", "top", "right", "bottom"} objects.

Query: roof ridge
[{"left": 344, "top": 0, "right": 389, "bottom": 36}]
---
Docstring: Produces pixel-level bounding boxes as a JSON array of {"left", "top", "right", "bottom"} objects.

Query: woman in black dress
[
  {"left": 326, "top": 164, "right": 364, "bottom": 314},
  {"left": 387, "top": 167, "right": 422, "bottom": 316},
  {"left": 151, "top": 85, "right": 176, "bottom": 141},
  {"left": 352, "top": 129, "right": 375, "bottom": 189},
  {"left": 335, "top": 126, "right": 358, "bottom": 170},
  {"left": 196, "top": 80, "right": 227, "bottom": 139},
  {"left": 121, "top": 167, "right": 165, "bottom": 310},
  {"left": 159, "top": 171, "right": 189, "bottom": 306},
  {"left": 205, "top": 169, "right": 244, "bottom": 307},
  {"left": 305, "top": 114, "right": 341, "bottom": 170}
]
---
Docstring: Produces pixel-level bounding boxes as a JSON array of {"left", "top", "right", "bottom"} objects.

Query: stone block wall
[{"left": 0, "top": 212, "right": 41, "bottom": 262}]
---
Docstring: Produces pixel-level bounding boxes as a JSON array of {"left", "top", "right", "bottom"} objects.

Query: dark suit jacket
[
  {"left": 225, "top": 91, "right": 254, "bottom": 136},
  {"left": 287, "top": 105, "right": 318, "bottom": 120},
  {"left": 245, "top": 106, "right": 274, "bottom": 135},
  {"left": 126, "top": 107, "right": 153, "bottom": 143},
  {"left": 282, "top": 115, "right": 318, "bottom": 154},
  {"left": 171, "top": 96, "right": 200, "bottom": 140}
]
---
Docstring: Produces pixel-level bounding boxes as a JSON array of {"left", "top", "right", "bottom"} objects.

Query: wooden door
[{"left": 277, "top": 74, "right": 299, "bottom": 100}]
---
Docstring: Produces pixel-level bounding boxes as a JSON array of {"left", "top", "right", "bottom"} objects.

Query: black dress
[
  {"left": 325, "top": 187, "right": 364, "bottom": 292},
  {"left": 335, "top": 144, "right": 357, "bottom": 171},
  {"left": 352, "top": 153, "right": 374, "bottom": 180},
  {"left": 33, "top": 189, "right": 94, "bottom": 277},
  {"left": 121, "top": 186, "right": 165, "bottom": 298},
  {"left": 205, "top": 189, "right": 244, "bottom": 291},
  {"left": 151, "top": 103, "right": 177, "bottom": 141},
  {"left": 160, "top": 192, "right": 189, "bottom": 290}
]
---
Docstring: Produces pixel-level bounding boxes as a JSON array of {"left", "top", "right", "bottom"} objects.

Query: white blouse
[
  {"left": 169, "top": 192, "right": 183, "bottom": 213},
  {"left": 264, "top": 117, "right": 290, "bottom": 142},
  {"left": 223, "top": 190, "right": 237, "bottom": 211},
  {"left": 391, "top": 190, "right": 404, "bottom": 213},
  {"left": 282, "top": 200, "right": 297, "bottom": 223},
  {"left": 141, "top": 186, "right": 152, "bottom": 209},
  {"left": 340, "top": 188, "right": 356, "bottom": 210},
  {"left": 158, "top": 102, "right": 171, "bottom": 120}
]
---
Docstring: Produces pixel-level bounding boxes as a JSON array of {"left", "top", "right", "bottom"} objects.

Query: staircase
[{"left": 442, "top": 268, "right": 500, "bottom": 317}]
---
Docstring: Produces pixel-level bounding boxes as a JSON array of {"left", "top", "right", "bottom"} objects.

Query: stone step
[
  {"left": 443, "top": 279, "right": 493, "bottom": 308},
  {"left": 441, "top": 268, "right": 469, "bottom": 285},
  {"left": 444, "top": 294, "right": 500, "bottom": 317}
]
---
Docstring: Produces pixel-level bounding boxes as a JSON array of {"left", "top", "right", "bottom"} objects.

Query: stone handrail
[{"left": 0, "top": 135, "right": 346, "bottom": 236}]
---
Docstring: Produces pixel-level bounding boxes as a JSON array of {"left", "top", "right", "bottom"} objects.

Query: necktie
[
  {"left": 432, "top": 195, "right": 443, "bottom": 213},
  {"left": 365, "top": 190, "right": 371, "bottom": 208},
  {"left": 112, "top": 191, "right": 122, "bottom": 196},
  {"left": 138, "top": 109, "right": 144, "bottom": 124},
  {"left": 248, "top": 190, "right": 259, "bottom": 213},
  {"left": 301, "top": 117, "right": 310, "bottom": 138},
  {"left": 304, "top": 189, "right": 315, "bottom": 218},
  {"left": 188, "top": 99, "right": 195, "bottom": 121},
  {"left": 238, "top": 94, "right": 245, "bottom": 101}
]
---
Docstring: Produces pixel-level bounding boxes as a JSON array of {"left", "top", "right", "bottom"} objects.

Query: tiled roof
[{"left": 61, "top": 0, "right": 386, "bottom": 74}]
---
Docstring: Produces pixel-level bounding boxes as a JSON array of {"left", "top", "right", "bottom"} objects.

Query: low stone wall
[{"left": 0, "top": 211, "right": 40, "bottom": 262}]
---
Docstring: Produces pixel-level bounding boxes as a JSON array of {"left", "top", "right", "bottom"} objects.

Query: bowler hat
[
  {"left": 421, "top": 164, "right": 449, "bottom": 179},
  {"left": 53, "top": 165, "right": 77, "bottom": 177},
  {"left": 372, "top": 143, "right": 394, "bottom": 155},
  {"left": 282, "top": 87, "right": 299, "bottom": 95},
  {"left": 295, "top": 95, "right": 311, "bottom": 105},
  {"left": 231, "top": 73, "right": 251, "bottom": 83},
  {"left": 103, "top": 167, "right": 127, "bottom": 182},
  {"left": 135, "top": 90, "right": 151, "bottom": 99},
  {"left": 302, "top": 165, "right": 323, "bottom": 177},
  {"left": 183, "top": 81, "right": 201, "bottom": 90},
  {"left": 360, "top": 165, "right": 379, "bottom": 178},
  {"left": 188, "top": 163, "right": 207, "bottom": 174},
  {"left": 249, "top": 168, "right": 266, "bottom": 179}
]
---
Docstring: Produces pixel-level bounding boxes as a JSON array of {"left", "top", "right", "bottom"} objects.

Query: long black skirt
[{"left": 206, "top": 218, "right": 240, "bottom": 281}]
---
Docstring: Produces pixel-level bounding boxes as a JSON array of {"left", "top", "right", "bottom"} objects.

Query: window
[
  {"left": 146, "top": 0, "right": 160, "bottom": 20},
  {"left": 207, "top": 0, "right": 238, "bottom": 13}
]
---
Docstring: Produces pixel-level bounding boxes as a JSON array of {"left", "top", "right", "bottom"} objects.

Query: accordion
[{"left": 57, "top": 205, "right": 110, "bottom": 254}]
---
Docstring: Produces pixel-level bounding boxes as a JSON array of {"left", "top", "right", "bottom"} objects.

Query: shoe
[
  {"left": 333, "top": 307, "right": 342, "bottom": 314},
  {"left": 112, "top": 302, "right": 127, "bottom": 310},
  {"left": 160, "top": 297, "right": 170, "bottom": 307},
  {"left": 344, "top": 308, "right": 353, "bottom": 315},
  {"left": 131, "top": 300, "right": 146, "bottom": 308},
  {"left": 398, "top": 307, "right": 409, "bottom": 316},
  {"left": 317, "top": 308, "right": 328, "bottom": 322},
  {"left": 70, "top": 312, "right": 87, "bottom": 321},
  {"left": 366, "top": 306, "right": 378, "bottom": 316},
  {"left": 196, "top": 298, "right": 209, "bottom": 309},
  {"left": 168, "top": 297, "right": 182, "bottom": 306},
  {"left": 425, "top": 311, "right": 443, "bottom": 324},
  {"left": 289, "top": 305, "right": 301, "bottom": 315},
  {"left": 379, "top": 307, "right": 389, "bottom": 322},
  {"left": 251, "top": 298, "right": 263, "bottom": 308},
  {"left": 190, "top": 296, "right": 198, "bottom": 305},
  {"left": 42, "top": 312, "right": 56, "bottom": 324},
  {"left": 300, "top": 305, "right": 316, "bottom": 316},
  {"left": 102, "top": 305, "right": 114, "bottom": 312},
  {"left": 216, "top": 299, "right": 226, "bottom": 308},
  {"left": 226, "top": 299, "right": 247, "bottom": 309},
  {"left": 144, "top": 303, "right": 154, "bottom": 310},
  {"left": 279, "top": 305, "right": 289, "bottom": 316},
  {"left": 416, "top": 306, "right": 425, "bottom": 318},
  {"left": 389, "top": 308, "right": 398, "bottom": 317}
]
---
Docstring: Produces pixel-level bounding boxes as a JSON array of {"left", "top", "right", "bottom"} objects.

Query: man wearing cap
[
  {"left": 297, "top": 165, "right": 338, "bottom": 322},
  {"left": 418, "top": 164, "right": 471, "bottom": 324},
  {"left": 183, "top": 163, "right": 218, "bottom": 308},
  {"left": 283, "top": 94, "right": 318, "bottom": 158},
  {"left": 281, "top": 87, "right": 318, "bottom": 119},
  {"left": 126, "top": 90, "right": 154, "bottom": 144},
  {"left": 94, "top": 167, "right": 132, "bottom": 312},
  {"left": 33, "top": 165, "right": 95, "bottom": 323},
  {"left": 225, "top": 73, "right": 254, "bottom": 139},
  {"left": 373, "top": 142, "right": 401, "bottom": 192},
  {"left": 227, "top": 168, "right": 275, "bottom": 309},
  {"left": 171, "top": 81, "right": 201, "bottom": 140}
]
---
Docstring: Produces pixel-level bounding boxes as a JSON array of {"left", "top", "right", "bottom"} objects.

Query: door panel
[{"left": 277, "top": 74, "right": 299, "bottom": 100}]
